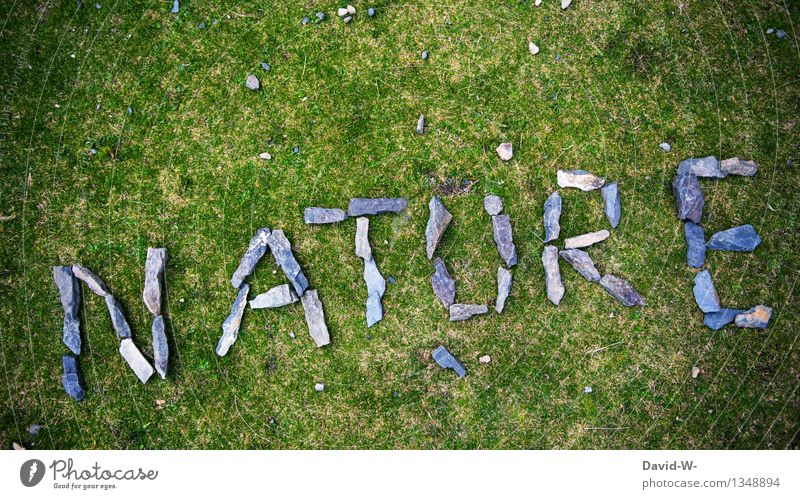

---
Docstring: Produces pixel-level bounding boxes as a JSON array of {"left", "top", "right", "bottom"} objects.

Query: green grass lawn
[{"left": 1, "top": 0, "right": 798, "bottom": 449}]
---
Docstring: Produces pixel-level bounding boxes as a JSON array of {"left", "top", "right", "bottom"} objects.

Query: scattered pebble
[
  {"left": 127, "top": 106, "right": 133, "bottom": 114},
  {"left": 245, "top": 73, "right": 260, "bottom": 91},
  {"left": 388, "top": 276, "right": 396, "bottom": 285},
  {"left": 289, "top": 331, "right": 296, "bottom": 338},
  {"left": 95, "top": 3, "right": 101, "bottom": 9},
  {"left": 659, "top": 142, "right": 671, "bottom": 152},
  {"left": 479, "top": 355, "right": 491, "bottom": 364},
  {"left": 27, "top": 423, "right": 42, "bottom": 435},
  {"left": 766, "top": 28, "right": 775, "bottom": 34},
  {"left": 314, "top": 382, "right": 325, "bottom": 391},
  {"left": 416, "top": 114, "right": 425, "bottom": 135},
  {"left": 528, "top": 42, "right": 540, "bottom": 55},
  {"left": 302, "top": 16, "right": 310, "bottom": 25},
  {"left": 337, "top": 7, "right": 348, "bottom": 16},
  {"left": 89, "top": 148, "right": 97, "bottom": 155},
  {"left": 259, "top": 152, "right": 272, "bottom": 160},
  {"left": 170, "top": 0, "right": 179, "bottom": 14},
  {"left": 583, "top": 386, "right": 592, "bottom": 394},
  {"left": 368, "top": 7, "right": 376, "bottom": 17},
  {"left": 496, "top": 142, "right": 513, "bottom": 161},
  {"left": 293, "top": 146, "right": 300, "bottom": 154},
  {"left": 562, "top": 0, "right": 573, "bottom": 10},
  {"left": 535, "top": 0, "right": 542, "bottom": 5},
  {"left": 13, "top": 442, "right": 25, "bottom": 450},
  {"left": 198, "top": 22, "right": 205, "bottom": 29},
  {"left": 421, "top": 50, "right": 429, "bottom": 60},
  {"left": 343, "top": 15, "right": 352, "bottom": 23},
  {"left": 776, "top": 30, "right": 786, "bottom": 39},
  {"left": 347, "top": 5, "right": 356, "bottom": 15},
  {"left": 316, "top": 12, "right": 326, "bottom": 21},
  {"left": 260, "top": 62, "right": 271, "bottom": 71},
  {"left": 691, "top": 366, "right": 701, "bottom": 379}
]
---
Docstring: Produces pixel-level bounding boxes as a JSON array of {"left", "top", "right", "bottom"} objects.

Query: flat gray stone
[
  {"left": 720, "top": 157, "right": 758, "bottom": 176},
  {"left": 355, "top": 217, "right": 372, "bottom": 259},
  {"left": 707, "top": 224, "right": 761, "bottom": 252},
  {"left": 496, "top": 142, "right": 513, "bottom": 161},
  {"left": 61, "top": 354, "right": 85, "bottom": 401},
  {"left": 659, "top": 142, "right": 671, "bottom": 152},
  {"left": 542, "top": 246, "right": 565, "bottom": 305},
  {"left": 72, "top": 264, "right": 110, "bottom": 297},
  {"left": 557, "top": 169, "right": 605, "bottom": 191},
  {"left": 304, "top": 207, "right": 347, "bottom": 224},
  {"left": 601, "top": 181, "right": 621, "bottom": 228},
  {"left": 693, "top": 270, "right": 721, "bottom": 313},
  {"left": 231, "top": 227, "right": 271, "bottom": 289},
  {"left": 416, "top": 114, "right": 425, "bottom": 135},
  {"left": 347, "top": 198, "right": 408, "bottom": 216},
  {"left": 105, "top": 294, "right": 132, "bottom": 339},
  {"left": 564, "top": 229, "right": 610, "bottom": 249},
  {"left": 483, "top": 195, "right": 503, "bottom": 216},
  {"left": 496, "top": 267, "right": 512, "bottom": 313},
  {"left": 249, "top": 284, "right": 298, "bottom": 309},
  {"left": 216, "top": 284, "right": 249, "bottom": 356},
  {"left": 559, "top": 249, "right": 601, "bottom": 282},
  {"left": 672, "top": 172, "right": 704, "bottom": 223},
  {"left": 492, "top": 214, "right": 517, "bottom": 267},
  {"left": 426, "top": 196, "right": 452, "bottom": 259},
  {"left": 152, "top": 315, "right": 168, "bottom": 379},
  {"left": 685, "top": 221, "right": 706, "bottom": 268},
  {"left": 301, "top": 289, "right": 331, "bottom": 347},
  {"left": 366, "top": 292, "right": 383, "bottom": 328},
  {"left": 704, "top": 308, "right": 743, "bottom": 330},
  {"left": 119, "top": 338, "right": 154, "bottom": 384},
  {"left": 543, "top": 191, "right": 562, "bottom": 243},
  {"left": 245, "top": 73, "right": 260, "bottom": 90},
  {"left": 363, "top": 258, "right": 386, "bottom": 327},
  {"left": 431, "top": 257, "right": 456, "bottom": 309},
  {"left": 267, "top": 230, "right": 309, "bottom": 296},
  {"left": 449, "top": 304, "right": 488, "bottom": 321},
  {"left": 678, "top": 156, "right": 726, "bottom": 178},
  {"left": 735, "top": 305, "right": 773, "bottom": 329},
  {"left": 599, "top": 274, "right": 646, "bottom": 307},
  {"left": 432, "top": 345, "right": 467, "bottom": 378},
  {"left": 53, "top": 266, "right": 81, "bottom": 355},
  {"left": 142, "top": 247, "right": 166, "bottom": 316}
]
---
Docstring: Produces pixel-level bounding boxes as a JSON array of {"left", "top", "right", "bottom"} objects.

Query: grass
[{"left": 0, "top": 0, "right": 798, "bottom": 449}]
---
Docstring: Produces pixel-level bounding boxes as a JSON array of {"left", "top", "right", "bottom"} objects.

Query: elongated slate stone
[
  {"left": 61, "top": 354, "right": 85, "bottom": 401},
  {"left": 543, "top": 191, "right": 562, "bottom": 243},
  {"left": 599, "top": 274, "right": 646, "bottom": 306},
  {"left": 557, "top": 169, "right": 605, "bottom": 191},
  {"left": 735, "top": 305, "right": 772, "bottom": 329},
  {"left": 431, "top": 257, "right": 456, "bottom": 309},
  {"left": 720, "top": 157, "right": 758, "bottom": 176},
  {"left": 564, "top": 229, "right": 610, "bottom": 249},
  {"left": 301, "top": 289, "right": 330, "bottom": 347},
  {"left": 304, "top": 207, "right": 347, "bottom": 224},
  {"left": 449, "top": 304, "right": 488, "bottom": 321},
  {"left": 426, "top": 196, "right": 452, "bottom": 259},
  {"left": 484, "top": 195, "right": 503, "bottom": 216},
  {"left": 693, "top": 270, "right": 721, "bottom": 313},
  {"left": 72, "top": 264, "right": 110, "bottom": 297},
  {"left": 355, "top": 217, "right": 371, "bottom": 259},
  {"left": 416, "top": 114, "right": 425, "bottom": 135},
  {"left": 704, "top": 308, "right": 743, "bottom": 330},
  {"left": 684, "top": 222, "right": 706, "bottom": 268},
  {"left": 492, "top": 214, "right": 517, "bottom": 267},
  {"left": 672, "top": 172, "right": 704, "bottom": 223},
  {"left": 363, "top": 258, "right": 386, "bottom": 327},
  {"left": 119, "top": 338, "right": 154, "bottom": 384},
  {"left": 143, "top": 247, "right": 166, "bottom": 316},
  {"left": 432, "top": 345, "right": 467, "bottom": 378},
  {"left": 216, "top": 284, "right": 249, "bottom": 357},
  {"left": 678, "top": 156, "right": 726, "bottom": 178},
  {"left": 53, "top": 266, "right": 81, "bottom": 355},
  {"left": 707, "top": 224, "right": 761, "bottom": 252},
  {"left": 496, "top": 267, "right": 512, "bottom": 313},
  {"left": 542, "top": 246, "right": 565, "bottom": 305},
  {"left": 249, "top": 284, "right": 298, "bottom": 309},
  {"left": 347, "top": 198, "right": 408, "bottom": 216},
  {"left": 105, "top": 294, "right": 132, "bottom": 339},
  {"left": 601, "top": 181, "right": 621, "bottom": 228},
  {"left": 267, "top": 230, "right": 309, "bottom": 296},
  {"left": 559, "top": 249, "right": 601, "bottom": 282},
  {"left": 152, "top": 315, "right": 168, "bottom": 379},
  {"left": 231, "top": 228, "right": 270, "bottom": 289}
]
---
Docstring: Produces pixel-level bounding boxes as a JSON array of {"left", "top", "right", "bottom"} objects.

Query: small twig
[{"left": 585, "top": 341, "right": 623, "bottom": 356}]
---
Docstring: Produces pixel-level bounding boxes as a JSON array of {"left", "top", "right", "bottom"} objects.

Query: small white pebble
[
  {"left": 258, "top": 152, "right": 272, "bottom": 160},
  {"left": 583, "top": 386, "right": 593, "bottom": 394},
  {"left": 479, "top": 355, "right": 491, "bottom": 364},
  {"left": 314, "top": 383, "right": 325, "bottom": 391},
  {"left": 347, "top": 5, "right": 356, "bottom": 15},
  {"left": 528, "top": 42, "right": 540, "bottom": 55},
  {"left": 337, "top": 7, "right": 348, "bottom": 16},
  {"left": 691, "top": 366, "right": 701, "bottom": 378}
]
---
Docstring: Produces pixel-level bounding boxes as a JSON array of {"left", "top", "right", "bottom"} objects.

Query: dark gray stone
[
  {"left": 601, "top": 181, "right": 621, "bottom": 228},
  {"left": 249, "top": 284, "right": 298, "bottom": 309},
  {"left": 735, "top": 305, "right": 772, "bottom": 329},
  {"left": 301, "top": 289, "right": 330, "bottom": 347},
  {"left": 543, "top": 191, "right": 562, "bottom": 243},
  {"left": 53, "top": 266, "right": 81, "bottom": 355},
  {"left": 449, "top": 304, "right": 488, "bottom": 321},
  {"left": 678, "top": 156, "right": 726, "bottom": 178},
  {"left": 559, "top": 249, "right": 601, "bottom": 282},
  {"left": 432, "top": 345, "right": 466, "bottom": 378},
  {"left": 426, "top": 196, "right": 452, "bottom": 259},
  {"left": 496, "top": 267, "right": 512, "bottom": 313},
  {"left": 707, "top": 224, "right": 761, "bottom": 252},
  {"left": 484, "top": 195, "right": 503, "bottom": 216},
  {"left": 492, "top": 214, "right": 517, "bottom": 267},
  {"left": 304, "top": 207, "right": 347, "bottom": 224},
  {"left": 542, "top": 246, "right": 565, "bottom": 305},
  {"left": 72, "top": 264, "right": 110, "bottom": 297},
  {"left": 557, "top": 169, "right": 605, "bottom": 191},
  {"left": 416, "top": 114, "right": 425, "bottom": 135},
  {"left": 105, "top": 294, "right": 132, "bottom": 339},
  {"left": 431, "top": 257, "right": 456, "bottom": 309},
  {"left": 347, "top": 198, "right": 408, "bottom": 216},
  {"left": 720, "top": 157, "right": 758, "bottom": 176},
  {"left": 693, "top": 270, "right": 721, "bottom": 313},
  {"left": 599, "top": 274, "right": 646, "bottom": 307},
  {"left": 231, "top": 227, "right": 270, "bottom": 289},
  {"left": 119, "top": 338, "right": 154, "bottom": 384},
  {"left": 143, "top": 247, "right": 166, "bottom": 316},
  {"left": 152, "top": 315, "right": 168, "bottom": 379},
  {"left": 704, "top": 308, "right": 743, "bottom": 330},
  {"left": 61, "top": 355, "right": 85, "bottom": 401},
  {"left": 672, "top": 172, "right": 704, "bottom": 223},
  {"left": 216, "top": 284, "right": 249, "bottom": 356},
  {"left": 684, "top": 222, "right": 706, "bottom": 268},
  {"left": 267, "top": 230, "right": 309, "bottom": 296}
]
